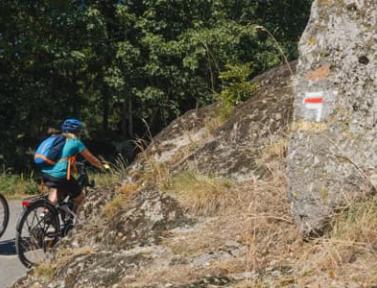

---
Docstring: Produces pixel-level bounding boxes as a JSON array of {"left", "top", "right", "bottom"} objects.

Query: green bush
[{"left": 216, "top": 63, "right": 257, "bottom": 120}]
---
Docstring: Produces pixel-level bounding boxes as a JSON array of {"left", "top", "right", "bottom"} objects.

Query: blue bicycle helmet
[{"left": 61, "top": 118, "right": 82, "bottom": 133}]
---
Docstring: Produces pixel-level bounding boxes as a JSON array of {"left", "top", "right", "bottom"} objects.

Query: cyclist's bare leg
[{"left": 47, "top": 188, "right": 58, "bottom": 206}]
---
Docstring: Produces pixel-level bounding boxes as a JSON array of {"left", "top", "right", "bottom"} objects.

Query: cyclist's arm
[{"left": 80, "top": 149, "right": 103, "bottom": 169}]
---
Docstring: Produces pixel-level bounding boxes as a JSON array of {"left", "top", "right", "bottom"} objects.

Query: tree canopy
[{"left": 0, "top": 0, "right": 312, "bottom": 170}]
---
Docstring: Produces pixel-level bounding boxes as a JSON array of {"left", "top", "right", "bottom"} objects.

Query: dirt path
[{"left": 0, "top": 200, "right": 27, "bottom": 288}]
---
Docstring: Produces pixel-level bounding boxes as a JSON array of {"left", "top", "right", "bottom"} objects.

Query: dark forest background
[{"left": 0, "top": 0, "right": 312, "bottom": 171}]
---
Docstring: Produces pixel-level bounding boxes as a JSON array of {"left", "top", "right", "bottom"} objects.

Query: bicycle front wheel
[
  {"left": 0, "top": 193, "right": 9, "bottom": 238},
  {"left": 15, "top": 199, "right": 60, "bottom": 268}
]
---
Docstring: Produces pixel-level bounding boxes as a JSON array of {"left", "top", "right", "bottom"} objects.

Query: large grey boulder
[
  {"left": 128, "top": 62, "right": 295, "bottom": 182},
  {"left": 288, "top": 0, "right": 377, "bottom": 237}
]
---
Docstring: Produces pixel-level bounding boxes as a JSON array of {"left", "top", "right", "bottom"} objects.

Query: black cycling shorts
[{"left": 42, "top": 174, "right": 82, "bottom": 199}]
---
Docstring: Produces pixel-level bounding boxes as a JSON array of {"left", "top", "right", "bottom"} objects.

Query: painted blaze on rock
[{"left": 288, "top": 0, "right": 377, "bottom": 236}]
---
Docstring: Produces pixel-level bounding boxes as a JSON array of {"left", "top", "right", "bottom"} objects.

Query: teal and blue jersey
[{"left": 41, "top": 138, "right": 86, "bottom": 179}]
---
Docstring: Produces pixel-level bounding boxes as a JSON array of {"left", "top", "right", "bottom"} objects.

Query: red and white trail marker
[{"left": 303, "top": 92, "right": 324, "bottom": 122}]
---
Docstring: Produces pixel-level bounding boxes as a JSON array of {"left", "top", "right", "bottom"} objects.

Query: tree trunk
[
  {"left": 121, "top": 95, "right": 134, "bottom": 138},
  {"left": 102, "top": 86, "right": 109, "bottom": 132},
  {"left": 128, "top": 96, "right": 134, "bottom": 138}
]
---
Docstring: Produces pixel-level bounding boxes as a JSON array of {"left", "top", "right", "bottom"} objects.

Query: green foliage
[
  {"left": 217, "top": 63, "right": 257, "bottom": 120},
  {"left": 0, "top": 170, "right": 38, "bottom": 196},
  {"left": 0, "top": 0, "right": 313, "bottom": 171}
]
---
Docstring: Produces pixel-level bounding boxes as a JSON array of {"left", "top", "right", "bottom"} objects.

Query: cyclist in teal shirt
[
  {"left": 42, "top": 118, "right": 107, "bottom": 214},
  {"left": 42, "top": 137, "right": 86, "bottom": 179}
]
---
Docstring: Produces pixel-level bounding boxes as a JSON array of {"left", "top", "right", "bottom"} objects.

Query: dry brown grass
[
  {"left": 290, "top": 120, "right": 328, "bottom": 133},
  {"left": 129, "top": 138, "right": 172, "bottom": 188},
  {"left": 260, "top": 137, "right": 287, "bottom": 162},
  {"left": 331, "top": 199, "right": 377, "bottom": 244},
  {"left": 142, "top": 159, "right": 170, "bottom": 187},
  {"left": 90, "top": 130, "right": 377, "bottom": 287},
  {"left": 55, "top": 246, "right": 93, "bottom": 264},
  {"left": 241, "top": 136, "right": 377, "bottom": 286},
  {"left": 120, "top": 182, "right": 140, "bottom": 197},
  {"left": 123, "top": 255, "right": 248, "bottom": 288},
  {"left": 101, "top": 194, "right": 125, "bottom": 219},
  {"left": 128, "top": 134, "right": 300, "bottom": 286},
  {"left": 248, "top": 137, "right": 377, "bottom": 286},
  {"left": 162, "top": 171, "right": 239, "bottom": 216},
  {"left": 124, "top": 265, "right": 202, "bottom": 288},
  {"left": 205, "top": 115, "right": 224, "bottom": 136},
  {"left": 290, "top": 199, "right": 377, "bottom": 286},
  {"left": 34, "top": 247, "right": 93, "bottom": 281},
  {"left": 33, "top": 263, "right": 56, "bottom": 281},
  {"left": 168, "top": 141, "right": 200, "bottom": 168},
  {"left": 90, "top": 155, "right": 128, "bottom": 188},
  {"left": 243, "top": 171, "right": 298, "bottom": 273},
  {"left": 122, "top": 133, "right": 377, "bottom": 286},
  {"left": 165, "top": 214, "right": 248, "bottom": 258}
]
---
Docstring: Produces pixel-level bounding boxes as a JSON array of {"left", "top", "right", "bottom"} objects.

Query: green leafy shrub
[{"left": 216, "top": 63, "right": 257, "bottom": 120}]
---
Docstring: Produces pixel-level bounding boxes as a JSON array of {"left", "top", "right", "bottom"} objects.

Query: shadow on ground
[{"left": 0, "top": 239, "right": 16, "bottom": 255}]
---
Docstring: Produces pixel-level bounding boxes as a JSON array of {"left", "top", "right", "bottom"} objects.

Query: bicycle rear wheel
[
  {"left": 15, "top": 199, "right": 60, "bottom": 268},
  {"left": 0, "top": 193, "right": 9, "bottom": 238}
]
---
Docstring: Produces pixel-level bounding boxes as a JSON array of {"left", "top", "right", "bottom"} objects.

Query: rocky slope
[{"left": 13, "top": 62, "right": 296, "bottom": 288}]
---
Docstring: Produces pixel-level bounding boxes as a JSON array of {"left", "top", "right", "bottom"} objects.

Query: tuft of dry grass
[
  {"left": 120, "top": 182, "right": 140, "bottom": 197},
  {"left": 163, "top": 171, "right": 238, "bottom": 216},
  {"left": 90, "top": 172, "right": 119, "bottom": 188},
  {"left": 91, "top": 155, "right": 128, "bottom": 188},
  {"left": 330, "top": 199, "right": 377, "bottom": 244},
  {"left": 124, "top": 265, "right": 200, "bottom": 288},
  {"left": 101, "top": 194, "right": 125, "bottom": 219},
  {"left": 33, "top": 263, "right": 56, "bottom": 281},
  {"left": 290, "top": 120, "right": 328, "bottom": 133},
  {"left": 130, "top": 138, "right": 172, "bottom": 188},
  {"left": 142, "top": 159, "right": 170, "bottom": 188},
  {"left": 205, "top": 115, "right": 224, "bottom": 136},
  {"left": 260, "top": 137, "right": 287, "bottom": 161},
  {"left": 34, "top": 247, "right": 93, "bottom": 282},
  {"left": 168, "top": 141, "right": 200, "bottom": 169},
  {"left": 101, "top": 181, "right": 141, "bottom": 219},
  {"left": 55, "top": 246, "right": 93, "bottom": 265},
  {"left": 256, "top": 136, "right": 287, "bottom": 174},
  {"left": 293, "top": 198, "right": 377, "bottom": 285}
]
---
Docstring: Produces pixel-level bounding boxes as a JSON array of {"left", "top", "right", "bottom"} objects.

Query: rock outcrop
[
  {"left": 13, "top": 188, "right": 187, "bottom": 288},
  {"left": 288, "top": 0, "right": 377, "bottom": 236},
  {"left": 130, "top": 62, "right": 295, "bottom": 182}
]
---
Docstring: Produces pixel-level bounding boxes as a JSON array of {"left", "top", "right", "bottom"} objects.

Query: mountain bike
[
  {"left": 15, "top": 161, "right": 94, "bottom": 268},
  {"left": 0, "top": 193, "right": 9, "bottom": 238}
]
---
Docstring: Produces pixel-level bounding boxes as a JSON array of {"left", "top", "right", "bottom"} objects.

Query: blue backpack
[{"left": 34, "top": 135, "right": 66, "bottom": 168}]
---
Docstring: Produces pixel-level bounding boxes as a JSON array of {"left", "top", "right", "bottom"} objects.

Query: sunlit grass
[
  {"left": 162, "top": 171, "right": 237, "bottom": 216},
  {"left": 101, "top": 194, "right": 125, "bottom": 219},
  {"left": 331, "top": 199, "right": 377, "bottom": 243},
  {"left": 0, "top": 170, "right": 38, "bottom": 197},
  {"left": 90, "top": 154, "right": 128, "bottom": 188}
]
